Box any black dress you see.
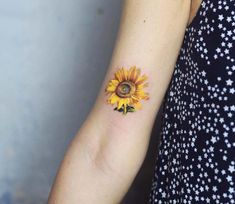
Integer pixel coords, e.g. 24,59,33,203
149,0,235,203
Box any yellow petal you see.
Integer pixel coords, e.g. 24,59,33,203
136,74,148,85
111,79,119,86
128,66,136,82
135,90,145,96
133,101,142,110
115,70,123,82
128,98,134,104
120,67,127,81
106,84,116,92
115,67,127,82
110,94,120,104
107,93,116,103
136,82,149,89
131,95,140,102
106,79,119,92
117,98,124,109
141,93,150,100
134,68,141,82
135,91,149,100
131,67,141,83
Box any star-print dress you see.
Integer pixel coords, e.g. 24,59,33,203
148,0,235,203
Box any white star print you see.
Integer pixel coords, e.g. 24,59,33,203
150,1,235,203
226,79,233,86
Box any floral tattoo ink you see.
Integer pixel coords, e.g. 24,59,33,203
105,66,150,115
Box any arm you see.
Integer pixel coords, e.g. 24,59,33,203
48,0,191,203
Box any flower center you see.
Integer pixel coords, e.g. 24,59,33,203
116,81,136,98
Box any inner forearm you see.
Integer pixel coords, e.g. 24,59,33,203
48,0,191,203
48,123,129,204
49,115,150,204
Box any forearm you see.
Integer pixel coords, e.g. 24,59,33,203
48,0,191,203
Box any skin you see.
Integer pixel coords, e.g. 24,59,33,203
48,0,202,204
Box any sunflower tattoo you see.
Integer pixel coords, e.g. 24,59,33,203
105,66,150,115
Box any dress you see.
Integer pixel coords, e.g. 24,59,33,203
148,0,235,203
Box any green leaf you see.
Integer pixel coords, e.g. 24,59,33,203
114,107,124,113
114,105,136,114
126,105,135,113
128,107,135,112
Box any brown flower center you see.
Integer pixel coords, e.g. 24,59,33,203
116,81,136,98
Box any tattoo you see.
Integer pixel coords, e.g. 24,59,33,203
105,66,149,115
